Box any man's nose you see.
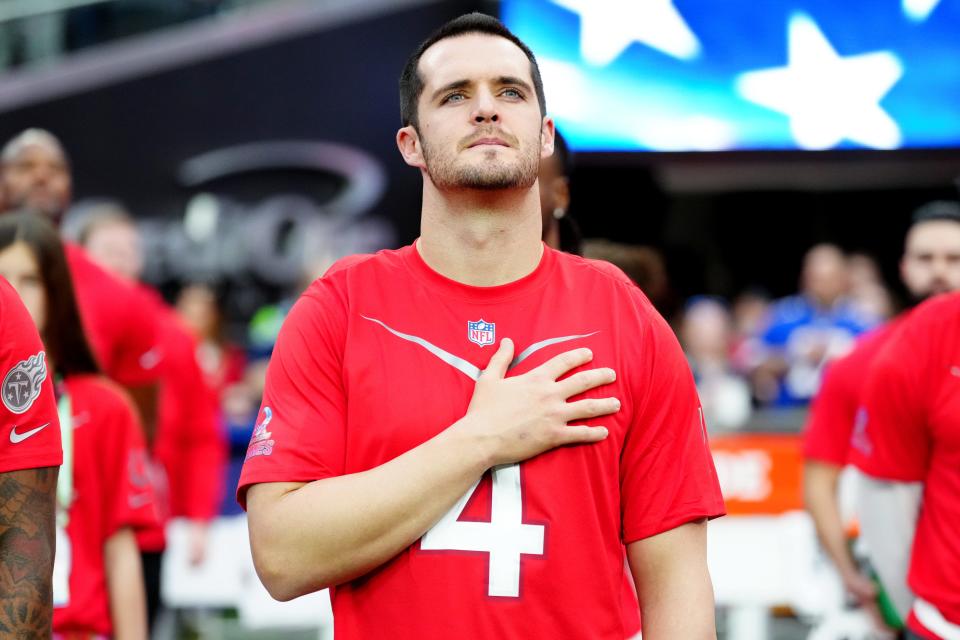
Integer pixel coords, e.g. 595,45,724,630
472,90,499,124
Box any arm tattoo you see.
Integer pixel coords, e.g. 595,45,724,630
0,466,58,639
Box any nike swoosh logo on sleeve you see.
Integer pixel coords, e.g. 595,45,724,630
361,316,597,379
10,422,51,444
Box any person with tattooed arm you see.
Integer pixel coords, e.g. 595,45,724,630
0,274,61,638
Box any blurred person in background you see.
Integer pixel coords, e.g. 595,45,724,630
805,201,960,636
0,212,152,640
582,239,674,317
75,203,226,631
850,288,960,640
0,128,163,446
847,252,895,322
680,297,752,432
753,243,878,407
0,276,61,638
538,129,582,255
728,288,771,388
175,283,246,405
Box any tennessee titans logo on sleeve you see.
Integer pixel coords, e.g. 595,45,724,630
245,406,275,461
3,351,48,415
467,319,496,347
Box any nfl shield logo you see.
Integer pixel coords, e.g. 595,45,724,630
467,319,496,347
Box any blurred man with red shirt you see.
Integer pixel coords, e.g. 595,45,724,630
76,203,226,627
803,201,960,631
850,291,960,640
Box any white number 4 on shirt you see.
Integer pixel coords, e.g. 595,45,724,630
421,463,544,597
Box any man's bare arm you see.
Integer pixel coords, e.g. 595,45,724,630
0,466,58,640
627,519,716,640
804,461,882,612
247,340,618,601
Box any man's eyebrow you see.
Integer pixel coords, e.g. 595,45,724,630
497,76,534,93
431,79,472,102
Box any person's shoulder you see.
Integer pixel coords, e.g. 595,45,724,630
556,250,647,296
65,374,137,419
554,251,668,332
905,291,960,329
767,295,811,324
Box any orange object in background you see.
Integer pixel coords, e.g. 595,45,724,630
711,434,804,515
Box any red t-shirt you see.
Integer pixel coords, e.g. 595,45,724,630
849,292,960,636
136,287,225,552
238,244,724,640
53,374,156,637
64,244,163,386
803,318,903,465
0,276,61,472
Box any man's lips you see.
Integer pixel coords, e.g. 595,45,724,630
467,137,510,148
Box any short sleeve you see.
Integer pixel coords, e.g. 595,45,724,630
106,286,164,386
106,389,157,535
803,355,859,465
621,304,725,543
0,278,62,473
64,244,163,386
849,325,931,482
237,281,348,508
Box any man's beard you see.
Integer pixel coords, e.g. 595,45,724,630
421,133,540,192
907,279,952,308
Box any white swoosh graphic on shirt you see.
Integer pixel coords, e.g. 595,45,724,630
361,316,597,380
9,422,50,444
362,316,482,380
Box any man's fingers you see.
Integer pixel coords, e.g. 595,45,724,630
555,425,609,445
564,397,621,421
538,347,593,380
482,338,514,379
557,368,616,398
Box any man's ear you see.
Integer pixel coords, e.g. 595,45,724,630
540,116,556,160
397,126,427,169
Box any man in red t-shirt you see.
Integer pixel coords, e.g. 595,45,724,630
240,13,723,639
0,276,62,637
76,203,227,628
803,201,960,627
0,128,163,394
849,291,960,640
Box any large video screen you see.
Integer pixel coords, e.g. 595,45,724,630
501,0,960,152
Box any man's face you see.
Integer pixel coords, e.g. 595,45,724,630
901,220,960,302
83,220,144,282
408,33,552,192
0,143,72,222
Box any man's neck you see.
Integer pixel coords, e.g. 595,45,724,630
417,182,544,287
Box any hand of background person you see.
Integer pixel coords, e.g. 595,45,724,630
842,568,893,636
187,519,210,567
456,338,618,467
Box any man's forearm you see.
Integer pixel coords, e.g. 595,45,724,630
0,467,58,639
105,527,147,640
804,461,859,577
247,419,492,600
628,519,717,640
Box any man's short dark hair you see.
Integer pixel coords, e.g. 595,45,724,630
911,200,960,228
398,12,547,129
